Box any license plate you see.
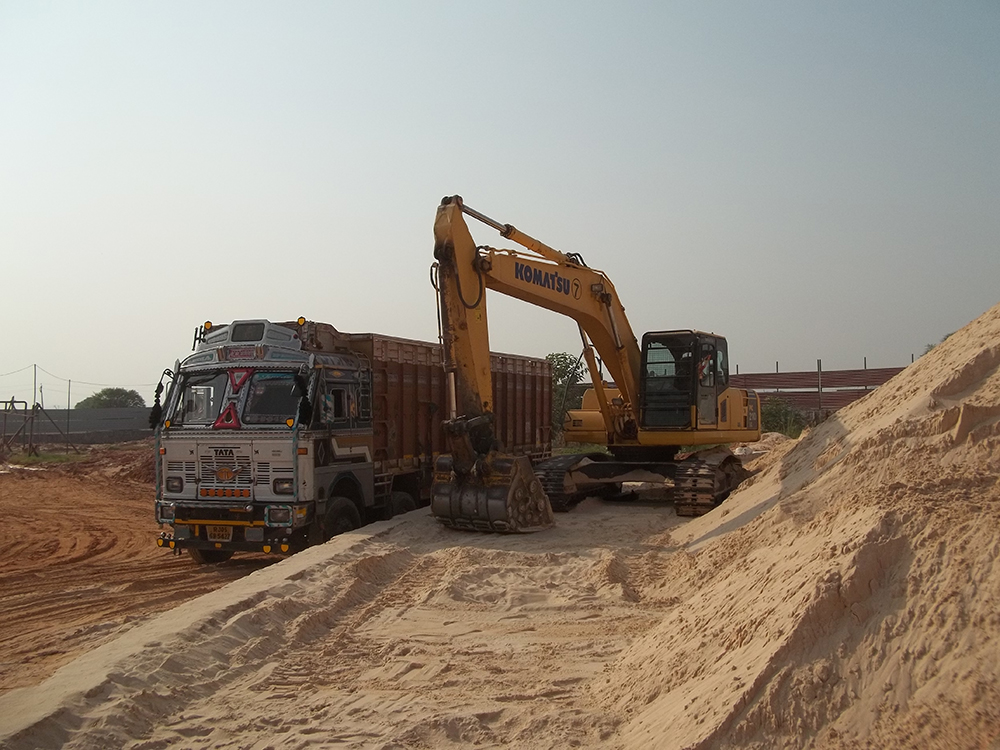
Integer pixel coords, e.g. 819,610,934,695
206,525,233,542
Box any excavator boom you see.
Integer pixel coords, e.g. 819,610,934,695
431,198,553,531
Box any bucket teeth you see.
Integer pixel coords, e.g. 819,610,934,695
431,454,554,533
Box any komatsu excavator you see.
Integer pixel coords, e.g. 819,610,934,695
431,196,760,532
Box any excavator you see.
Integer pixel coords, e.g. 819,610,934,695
430,196,760,532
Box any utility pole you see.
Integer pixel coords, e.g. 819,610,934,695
67,380,72,453
817,359,823,411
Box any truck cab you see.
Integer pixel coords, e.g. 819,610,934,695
154,319,377,563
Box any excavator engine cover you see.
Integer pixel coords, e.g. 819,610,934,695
431,454,554,532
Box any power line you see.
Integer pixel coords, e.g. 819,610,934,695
0,364,34,378
6,365,157,388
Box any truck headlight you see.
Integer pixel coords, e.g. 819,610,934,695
273,478,294,495
157,503,176,523
266,506,292,526
165,476,183,493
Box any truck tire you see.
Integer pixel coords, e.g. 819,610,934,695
390,491,417,517
324,496,361,541
187,548,234,565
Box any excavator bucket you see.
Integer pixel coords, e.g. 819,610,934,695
431,454,554,532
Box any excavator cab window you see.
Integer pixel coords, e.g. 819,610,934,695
698,340,717,424
695,336,730,426
640,333,697,428
716,340,729,387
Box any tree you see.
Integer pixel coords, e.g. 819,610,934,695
923,332,954,356
76,388,146,409
546,352,586,435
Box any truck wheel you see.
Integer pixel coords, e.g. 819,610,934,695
390,491,417,517
187,548,234,565
324,496,361,541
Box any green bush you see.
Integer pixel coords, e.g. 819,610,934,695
761,398,806,438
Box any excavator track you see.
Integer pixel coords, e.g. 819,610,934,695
534,452,621,511
674,453,749,517
673,460,721,516
532,453,597,512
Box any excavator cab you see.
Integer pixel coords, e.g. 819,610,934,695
639,331,729,430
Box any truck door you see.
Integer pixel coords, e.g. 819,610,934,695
697,340,717,426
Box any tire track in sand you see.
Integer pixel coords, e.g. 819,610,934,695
0,472,273,693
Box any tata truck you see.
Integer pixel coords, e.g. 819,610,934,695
152,318,551,563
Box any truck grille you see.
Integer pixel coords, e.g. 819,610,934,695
166,461,197,483
199,451,254,488
254,462,293,486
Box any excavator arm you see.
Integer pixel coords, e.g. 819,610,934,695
434,196,647,439
432,195,655,531
430,197,556,532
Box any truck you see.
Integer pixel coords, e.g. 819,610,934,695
152,318,551,563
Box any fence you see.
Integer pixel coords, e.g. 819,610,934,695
730,363,906,413
1,405,151,452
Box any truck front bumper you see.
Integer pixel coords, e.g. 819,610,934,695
157,532,305,555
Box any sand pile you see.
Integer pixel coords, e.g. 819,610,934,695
597,300,1000,748
1,303,998,749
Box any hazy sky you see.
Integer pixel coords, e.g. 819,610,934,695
2,2,998,407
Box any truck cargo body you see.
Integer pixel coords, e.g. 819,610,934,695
154,320,551,561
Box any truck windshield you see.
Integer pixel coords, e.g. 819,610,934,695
243,372,305,424
172,372,229,425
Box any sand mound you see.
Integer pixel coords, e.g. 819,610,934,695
596,301,1000,748
2,440,157,484
1,303,998,749
61,440,157,484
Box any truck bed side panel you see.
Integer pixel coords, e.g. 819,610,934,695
348,334,551,470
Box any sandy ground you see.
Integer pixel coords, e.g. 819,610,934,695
0,447,274,693
1,300,999,749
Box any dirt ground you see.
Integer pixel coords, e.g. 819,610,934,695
2,300,999,749
0,442,273,693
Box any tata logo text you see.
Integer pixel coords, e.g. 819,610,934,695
514,262,582,300
213,448,235,457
